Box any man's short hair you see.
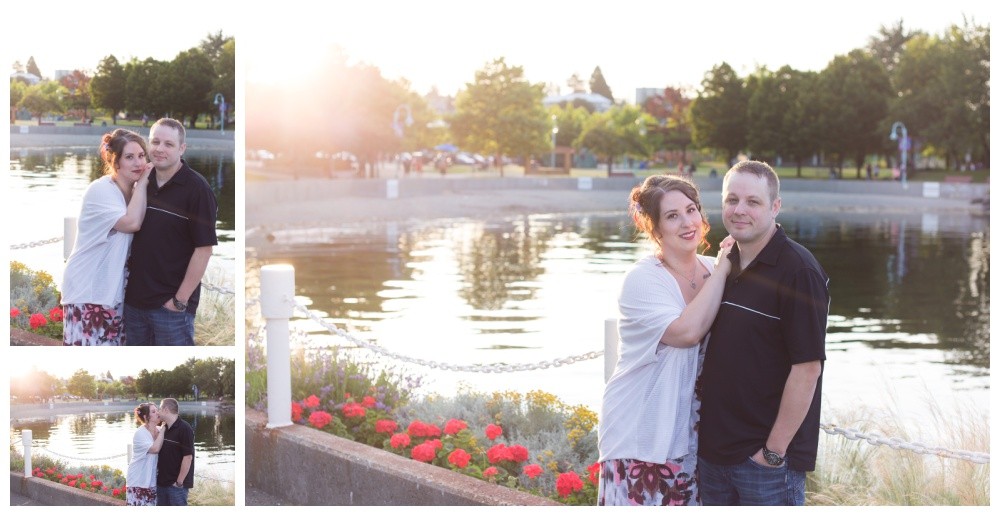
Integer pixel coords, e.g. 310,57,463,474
160,397,180,415
725,160,780,202
151,117,186,145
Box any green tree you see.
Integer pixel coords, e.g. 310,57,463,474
690,62,748,165
782,70,824,177
817,49,892,176
868,20,924,76
66,369,97,400
136,369,153,398
26,56,41,78
170,48,215,127
60,70,92,121
575,104,652,176
589,66,614,101
643,86,694,161
18,81,66,124
450,57,550,175
90,55,127,124
550,104,589,148
892,20,989,169
125,57,171,120
10,79,28,123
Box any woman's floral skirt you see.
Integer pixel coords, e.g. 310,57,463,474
62,301,125,345
126,486,157,506
598,455,699,506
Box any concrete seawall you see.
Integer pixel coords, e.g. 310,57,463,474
10,124,234,151
245,409,560,506
10,472,123,506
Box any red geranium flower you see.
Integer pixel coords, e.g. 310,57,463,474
308,411,333,429
448,448,471,469
361,396,377,408
68,480,77,487
487,444,513,464
443,418,468,435
341,402,366,419
508,444,529,463
556,471,584,498
427,439,443,450
407,420,431,437
523,464,543,479
29,313,47,329
291,402,303,421
390,432,411,449
10,308,20,318
483,466,499,479
375,419,398,434
411,442,437,463
113,488,120,497
49,306,64,322
485,423,503,440
587,461,601,485
303,395,321,408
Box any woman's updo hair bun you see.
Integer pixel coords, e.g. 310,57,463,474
134,402,153,426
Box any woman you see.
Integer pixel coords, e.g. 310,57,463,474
597,175,732,506
61,129,152,345
126,402,165,506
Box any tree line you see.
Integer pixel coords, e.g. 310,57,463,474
247,19,987,176
10,31,235,129
10,357,235,402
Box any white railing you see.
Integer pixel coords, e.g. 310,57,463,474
254,264,989,465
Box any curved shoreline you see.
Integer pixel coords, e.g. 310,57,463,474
9,400,233,421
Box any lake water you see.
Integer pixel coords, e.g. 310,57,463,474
248,209,990,445
10,408,236,486
7,148,235,287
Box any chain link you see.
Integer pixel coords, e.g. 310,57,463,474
202,282,235,296
287,297,603,373
820,423,989,464
10,237,62,250
36,446,127,462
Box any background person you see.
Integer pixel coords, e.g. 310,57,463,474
126,402,165,506
60,129,152,345
156,397,195,506
597,175,733,506
698,160,829,506
124,118,218,345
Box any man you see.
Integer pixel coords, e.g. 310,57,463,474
698,160,829,506
157,397,195,506
124,118,218,345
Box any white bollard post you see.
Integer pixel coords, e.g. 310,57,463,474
604,318,619,382
22,430,32,476
64,216,78,260
127,443,133,464
261,264,295,428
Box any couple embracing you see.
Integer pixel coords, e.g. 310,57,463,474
598,161,830,506
59,118,218,346
126,398,195,506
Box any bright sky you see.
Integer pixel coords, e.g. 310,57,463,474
6,1,990,104
7,346,234,381
240,0,992,102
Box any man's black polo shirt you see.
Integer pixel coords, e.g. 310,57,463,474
698,224,829,471
125,159,218,314
157,416,195,488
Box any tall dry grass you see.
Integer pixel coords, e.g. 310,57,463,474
810,392,989,505
193,266,235,345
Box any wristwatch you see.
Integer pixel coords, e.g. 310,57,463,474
172,297,187,311
762,445,785,466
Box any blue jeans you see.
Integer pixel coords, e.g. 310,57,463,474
698,456,806,506
156,485,189,506
124,303,195,346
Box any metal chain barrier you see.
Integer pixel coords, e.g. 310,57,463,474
10,236,62,250
202,282,235,296
36,446,127,462
287,297,603,373
820,423,989,464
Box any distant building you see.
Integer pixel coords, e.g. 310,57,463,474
635,88,662,107
54,70,72,81
542,92,613,112
424,89,455,116
10,72,41,85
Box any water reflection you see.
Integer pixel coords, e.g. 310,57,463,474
252,211,989,376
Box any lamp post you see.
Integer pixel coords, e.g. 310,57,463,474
889,121,908,188
551,114,559,168
213,93,226,134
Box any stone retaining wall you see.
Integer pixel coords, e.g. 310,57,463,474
245,409,561,506
9,472,123,506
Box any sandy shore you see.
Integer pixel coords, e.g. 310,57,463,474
10,400,232,420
